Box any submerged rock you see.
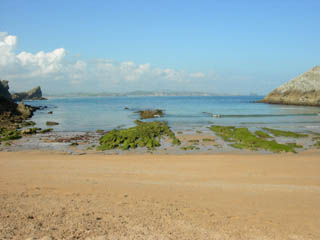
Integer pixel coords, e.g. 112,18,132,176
12,86,46,101
46,121,59,126
259,66,320,106
137,109,164,119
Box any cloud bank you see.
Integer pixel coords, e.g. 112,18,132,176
0,32,208,93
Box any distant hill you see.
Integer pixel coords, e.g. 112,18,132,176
45,91,259,98
259,66,320,106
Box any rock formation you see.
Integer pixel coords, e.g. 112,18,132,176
0,80,12,101
259,66,320,106
12,86,46,101
0,81,40,129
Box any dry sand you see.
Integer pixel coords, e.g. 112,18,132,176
0,151,320,240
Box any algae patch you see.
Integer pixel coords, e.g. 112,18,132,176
314,141,320,148
0,128,22,142
181,145,200,151
210,125,303,153
137,109,164,119
98,120,180,150
262,128,308,138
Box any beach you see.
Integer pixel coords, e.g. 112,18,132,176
1,151,319,240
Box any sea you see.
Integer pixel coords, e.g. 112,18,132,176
27,96,320,134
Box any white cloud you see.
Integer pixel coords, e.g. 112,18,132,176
189,72,205,78
0,32,17,67
0,32,207,92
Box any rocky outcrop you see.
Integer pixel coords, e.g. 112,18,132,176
12,86,46,101
0,80,12,101
0,81,41,129
0,97,39,129
259,66,320,106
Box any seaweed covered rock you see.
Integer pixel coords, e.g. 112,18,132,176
46,121,59,126
0,80,12,101
0,97,38,129
98,120,180,150
259,66,320,106
210,125,303,153
0,128,22,142
137,109,164,119
12,86,46,101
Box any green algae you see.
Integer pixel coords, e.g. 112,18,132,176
0,128,22,142
210,125,303,153
98,120,180,151
314,141,320,148
21,121,36,127
254,130,272,139
202,138,215,142
181,145,200,151
22,127,41,134
39,128,53,133
137,109,164,119
262,128,308,138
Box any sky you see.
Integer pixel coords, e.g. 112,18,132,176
0,0,319,94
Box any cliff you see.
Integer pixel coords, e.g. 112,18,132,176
0,80,12,101
259,66,320,106
12,86,46,101
0,81,40,129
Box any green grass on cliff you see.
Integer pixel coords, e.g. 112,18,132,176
98,120,180,151
209,125,303,153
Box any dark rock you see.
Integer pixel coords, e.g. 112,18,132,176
0,80,12,101
48,111,53,114
136,109,164,119
0,97,38,129
12,86,47,101
46,121,59,126
39,128,53,133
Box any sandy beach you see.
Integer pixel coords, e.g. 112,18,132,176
0,151,319,240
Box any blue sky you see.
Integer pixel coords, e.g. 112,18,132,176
0,0,319,94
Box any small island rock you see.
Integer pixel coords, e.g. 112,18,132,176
12,86,47,101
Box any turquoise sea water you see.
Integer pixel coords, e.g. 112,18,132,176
28,96,320,133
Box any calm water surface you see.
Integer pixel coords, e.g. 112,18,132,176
28,96,320,133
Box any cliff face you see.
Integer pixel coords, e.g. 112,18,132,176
12,86,46,101
0,80,12,101
0,81,39,129
260,66,320,106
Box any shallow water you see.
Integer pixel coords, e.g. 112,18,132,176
27,96,320,133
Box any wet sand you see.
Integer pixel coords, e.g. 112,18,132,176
0,151,320,239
